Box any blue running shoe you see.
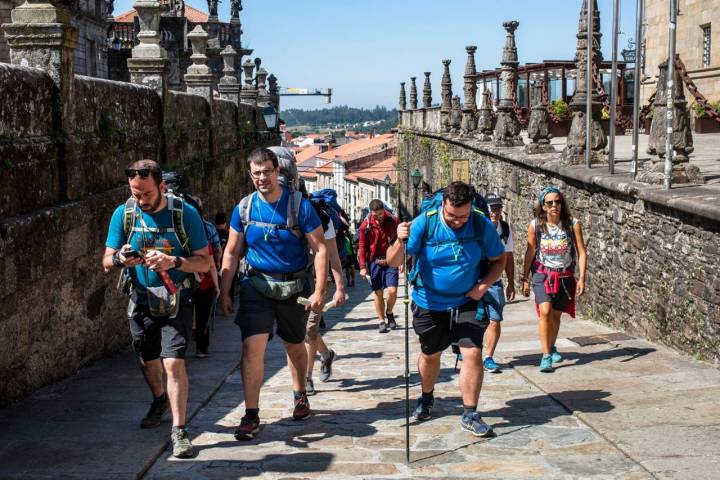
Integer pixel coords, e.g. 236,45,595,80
539,354,554,372
460,412,493,437
550,346,563,363
483,357,501,373
413,395,434,421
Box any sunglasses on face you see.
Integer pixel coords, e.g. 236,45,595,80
490,206,503,211
544,200,562,207
125,168,157,179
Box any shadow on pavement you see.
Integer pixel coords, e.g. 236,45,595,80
508,346,656,368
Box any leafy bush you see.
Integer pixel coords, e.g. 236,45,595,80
601,107,610,120
550,100,571,120
692,100,720,118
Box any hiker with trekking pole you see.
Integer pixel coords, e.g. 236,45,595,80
386,181,505,439
520,186,587,373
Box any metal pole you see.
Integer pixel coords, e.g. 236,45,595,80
664,0,677,190
631,0,644,178
585,0,594,168
400,188,410,464
608,0,621,174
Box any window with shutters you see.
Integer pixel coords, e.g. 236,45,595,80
701,24,711,68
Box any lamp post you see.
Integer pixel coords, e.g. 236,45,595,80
410,169,423,218
262,104,278,131
384,175,392,209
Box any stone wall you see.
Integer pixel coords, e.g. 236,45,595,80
0,62,270,405
0,1,10,63
397,130,720,363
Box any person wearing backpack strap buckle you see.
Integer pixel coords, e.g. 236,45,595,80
386,182,505,437
219,148,328,439
520,186,587,373
103,160,211,458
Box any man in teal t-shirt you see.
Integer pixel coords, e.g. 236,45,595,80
102,160,209,459
386,181,505,438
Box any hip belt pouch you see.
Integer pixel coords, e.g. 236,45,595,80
248,274,304,301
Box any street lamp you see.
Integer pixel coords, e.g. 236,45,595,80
384,174,392,209
410,169,423,217
263,104,278,131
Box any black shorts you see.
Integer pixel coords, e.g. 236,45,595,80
412,300,489,355
128,301,193,361
234,278,309,344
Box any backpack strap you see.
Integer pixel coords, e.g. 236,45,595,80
123,197,138,243
499,220,510,245
286,190,304,240
167,193,191,257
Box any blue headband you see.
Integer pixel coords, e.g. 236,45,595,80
539,186,561,205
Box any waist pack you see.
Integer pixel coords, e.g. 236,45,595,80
247,271,306,301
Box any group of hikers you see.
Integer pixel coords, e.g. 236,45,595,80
102,147,587,458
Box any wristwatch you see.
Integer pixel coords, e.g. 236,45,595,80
112,251,124,268
173,256,182,269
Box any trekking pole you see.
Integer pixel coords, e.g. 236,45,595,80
398,195,411,464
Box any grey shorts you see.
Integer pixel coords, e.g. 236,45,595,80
532,271,576,312
128,301,193,361
234,278,309,344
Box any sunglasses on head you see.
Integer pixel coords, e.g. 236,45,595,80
125,168,157,179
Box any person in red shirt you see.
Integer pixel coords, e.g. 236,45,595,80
358,199,400,333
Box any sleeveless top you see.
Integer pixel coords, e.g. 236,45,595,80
531,218,577,270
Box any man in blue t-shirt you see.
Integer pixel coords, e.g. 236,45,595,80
386,181,505,438
102,159,210,458
219,148,328,441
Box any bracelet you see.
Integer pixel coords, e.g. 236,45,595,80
173,256,182,269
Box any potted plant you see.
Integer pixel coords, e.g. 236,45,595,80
599,106,626,136
549,100,571,137
693,101,720,134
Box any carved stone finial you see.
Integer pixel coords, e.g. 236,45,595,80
562,0,607,164
218,45,240,103
268,73,280,110
240,58,257,105
450,95,462,132
207,0,218,20
185,25,213,100
493,20,523,147
441,59,452,131
476,89,494,141
525,80,556,154
409,77,418,110
461,45,478,134
256,67,270,105
422,72,432,108
638,57,701,184
399,82,406,112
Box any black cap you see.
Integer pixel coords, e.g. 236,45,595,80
486,193,503,206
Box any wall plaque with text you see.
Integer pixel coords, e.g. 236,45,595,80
452,159,470,183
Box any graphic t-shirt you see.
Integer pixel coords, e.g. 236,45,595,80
407,212,504,311
532,218,577,269
230,187,321,273
105,198,208,302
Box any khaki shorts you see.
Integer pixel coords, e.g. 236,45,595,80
305,310,322,342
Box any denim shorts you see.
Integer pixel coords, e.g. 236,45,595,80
483,280,506,322
369,259,399,291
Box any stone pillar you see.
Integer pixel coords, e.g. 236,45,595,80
638,57,701,184
440,59,452,131
218,45,240,104
409,76,418,110
184,25,213,101
240,58,257,106
450,95,462,132
461,45,478,134
126,0,169,98
256,67,270,105
399,82,406,111
477,89,494,141
422,71,432,108
562,0,607,165
2,0,78,127
525,81,555,154
268,73,280,111
493,21,523,147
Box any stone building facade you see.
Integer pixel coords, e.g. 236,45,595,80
641,0,720,106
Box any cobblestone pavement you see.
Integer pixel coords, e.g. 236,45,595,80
143,281,719,480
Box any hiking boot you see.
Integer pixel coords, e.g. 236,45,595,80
539,354,554,373
550,346,563,363
386,312,397,330
171,428,194,458
378,322,389,334
460,412,494,437
306,377,316,396
140,394,169,429
293,392,311,420
234,414,260,441
318,349,336,383
413,395,434,422
483,357,500,373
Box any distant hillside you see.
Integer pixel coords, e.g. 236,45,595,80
282,106,398,132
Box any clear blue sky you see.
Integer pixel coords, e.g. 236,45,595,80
114,0,638,110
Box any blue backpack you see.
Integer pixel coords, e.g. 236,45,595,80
310,189,345,233
408,190,490,292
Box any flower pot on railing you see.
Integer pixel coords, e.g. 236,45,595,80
549,120,570,138
694,116,720,134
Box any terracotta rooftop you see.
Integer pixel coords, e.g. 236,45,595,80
345,156,397,184
315,134,395,162
316,160,334,175
115,4,209,23
295,145,322,164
